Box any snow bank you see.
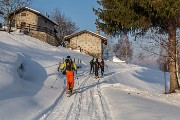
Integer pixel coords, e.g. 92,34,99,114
112,56,125,62
0,51,23,89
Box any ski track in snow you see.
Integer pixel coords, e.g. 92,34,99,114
37,70,112,120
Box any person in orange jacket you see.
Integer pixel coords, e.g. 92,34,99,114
60,56,77,94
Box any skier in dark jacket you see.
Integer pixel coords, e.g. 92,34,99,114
90,58,94,74
94,58,100,79
100,59,105,76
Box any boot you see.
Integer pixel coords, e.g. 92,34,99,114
69,87,73,94
66,90,71,94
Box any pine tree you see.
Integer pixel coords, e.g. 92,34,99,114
94,0,180,93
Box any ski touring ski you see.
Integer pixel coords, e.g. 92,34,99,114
67,90,76,97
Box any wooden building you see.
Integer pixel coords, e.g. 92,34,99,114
9,7,58,46
64,30,107,58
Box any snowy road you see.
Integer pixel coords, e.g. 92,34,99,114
39,70,112,120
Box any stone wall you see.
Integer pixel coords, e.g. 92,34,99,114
69,33,102,58
14,10,38,27
28,31,58,46
38,16,55,31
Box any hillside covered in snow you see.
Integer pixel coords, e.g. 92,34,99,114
0,31,180,120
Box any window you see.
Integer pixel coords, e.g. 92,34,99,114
11,19,15,27
21,12,26,16
21,22,26,28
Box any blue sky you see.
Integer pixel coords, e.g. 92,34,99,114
30,0,99,32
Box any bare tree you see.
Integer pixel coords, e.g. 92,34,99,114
0,0,32,33
114,33,133,62
134,29,180,89
103,35,115,60
157,41,169,72
51,8,79,46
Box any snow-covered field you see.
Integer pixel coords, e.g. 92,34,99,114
0,31,180,120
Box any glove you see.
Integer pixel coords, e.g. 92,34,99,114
61,70,66,75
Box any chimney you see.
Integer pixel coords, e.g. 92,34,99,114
96,26,100,34
45,13,48,17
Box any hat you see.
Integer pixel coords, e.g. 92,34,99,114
67,56,71,58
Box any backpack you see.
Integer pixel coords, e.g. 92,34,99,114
100,61,104,66
90,60,94,65
94,61,99,69
65,59,74,71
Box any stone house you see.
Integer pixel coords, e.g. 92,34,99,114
9,7,58,46
64,30,107,58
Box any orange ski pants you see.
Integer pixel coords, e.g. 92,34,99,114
66,70,74,90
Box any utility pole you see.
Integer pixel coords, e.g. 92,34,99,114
164,57,168,94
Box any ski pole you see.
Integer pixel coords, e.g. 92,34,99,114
76,77,79,85
51,73,60,88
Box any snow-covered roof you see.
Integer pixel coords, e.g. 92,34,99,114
24,7,40,14
9,7,57,25
64,30,107,45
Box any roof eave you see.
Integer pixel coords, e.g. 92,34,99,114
64,30,107,45
9,7,58,26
